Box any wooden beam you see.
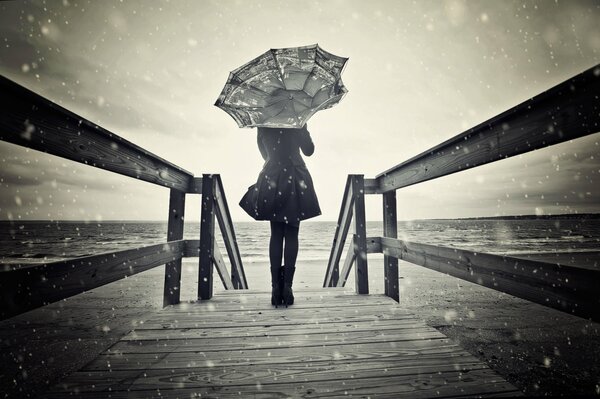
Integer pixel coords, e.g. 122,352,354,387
0,75,194,191
187,177,204,194
0,241,186,320
323,175,354,287
163,189,186,307
375,65,600,193
336,239,356,288
214,175,247,289
198,175,215,300
212,243,234,290
363,178,379,194
377,236,600,322
382,191,399,302
352,175,369,295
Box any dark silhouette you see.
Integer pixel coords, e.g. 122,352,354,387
240,125,321,306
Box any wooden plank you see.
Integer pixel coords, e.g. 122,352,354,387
323,175,353,287
198,174,215,300
162,189,186,306
375,65,600,193
363,177,379,194
0,241,185,320
383,190,399,301
47,288,520,398
110,328,445,353
52,355,488,394
212,243,234,290
83,339,460,370
352,175,369,294
336,239,356,287
136,312,417,330
378,236,600,321
123,320,433,341
214,175,247,289
187,176,203,194
138,303,415,327
47,368,520,399
157,293,394,313
47,374,520,399
0,75,194,191
214,286,355,296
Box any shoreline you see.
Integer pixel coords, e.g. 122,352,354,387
1,253,599,397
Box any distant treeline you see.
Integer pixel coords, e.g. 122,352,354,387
449,213,600,221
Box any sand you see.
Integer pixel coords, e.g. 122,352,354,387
1,252,599,397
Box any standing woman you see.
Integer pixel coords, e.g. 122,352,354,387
240,124,321,307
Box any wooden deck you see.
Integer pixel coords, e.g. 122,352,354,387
46,288,521,398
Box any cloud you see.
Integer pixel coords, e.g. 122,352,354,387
0,0,598,221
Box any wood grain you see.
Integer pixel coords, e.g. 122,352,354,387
198,174,215,300
0,241,186,320
212,243,234,290
375,236,600,321
0,75,194,191
214,175,247,289
352,175,369,294
162,189,186,306
46,289,521,398
382,190,399,301
336,238,356,288
323,175,353,287
375,65,600,193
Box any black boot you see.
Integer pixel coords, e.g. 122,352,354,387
278,266,285,305
282,266,296,307
271,266,282,307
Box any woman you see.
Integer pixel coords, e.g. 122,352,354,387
240,124,321,307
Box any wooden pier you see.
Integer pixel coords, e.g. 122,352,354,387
45,288,520,398
2,66,600,397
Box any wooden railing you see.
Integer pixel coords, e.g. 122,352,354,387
0,75,247,320
324,64,600,322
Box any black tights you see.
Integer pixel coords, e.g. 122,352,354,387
269,221,299,270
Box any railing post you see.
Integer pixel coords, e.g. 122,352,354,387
324,175,354,288
163,189,186,306
382,190,399,302
213,175,248,290
199,174,215,300
352,175,368,295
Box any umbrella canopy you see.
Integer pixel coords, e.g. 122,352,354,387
215,44,348,129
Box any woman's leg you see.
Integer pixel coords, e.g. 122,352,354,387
282,223,299,306
269,221,285,306
269,221,285,269
283,223,299,269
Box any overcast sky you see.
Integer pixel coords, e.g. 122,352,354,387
0,0,599,222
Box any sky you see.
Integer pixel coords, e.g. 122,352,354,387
0,0,599,222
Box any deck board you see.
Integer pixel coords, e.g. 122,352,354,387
46,288,521,398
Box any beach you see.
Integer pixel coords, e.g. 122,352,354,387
1,251,599,397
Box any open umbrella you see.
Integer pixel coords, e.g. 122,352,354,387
215,44,348,129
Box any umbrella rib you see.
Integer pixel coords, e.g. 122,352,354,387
269,49,287,89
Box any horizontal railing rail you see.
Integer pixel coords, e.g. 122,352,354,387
0,238,245,320
1,240,185,319
359,237,599,321
373,64,600,194
0,75,196,192
0,75,248,318
325,64,600,322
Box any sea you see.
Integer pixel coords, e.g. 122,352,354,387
1,218,599,266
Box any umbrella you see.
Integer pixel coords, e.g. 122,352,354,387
215,44,348,129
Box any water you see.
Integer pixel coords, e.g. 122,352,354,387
1,218,599,266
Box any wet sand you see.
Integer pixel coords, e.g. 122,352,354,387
1,252,599,397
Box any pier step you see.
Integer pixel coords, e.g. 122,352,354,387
46,288,521,398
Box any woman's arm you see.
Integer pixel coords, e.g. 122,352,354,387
257,130,268,160
298,125,315,156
